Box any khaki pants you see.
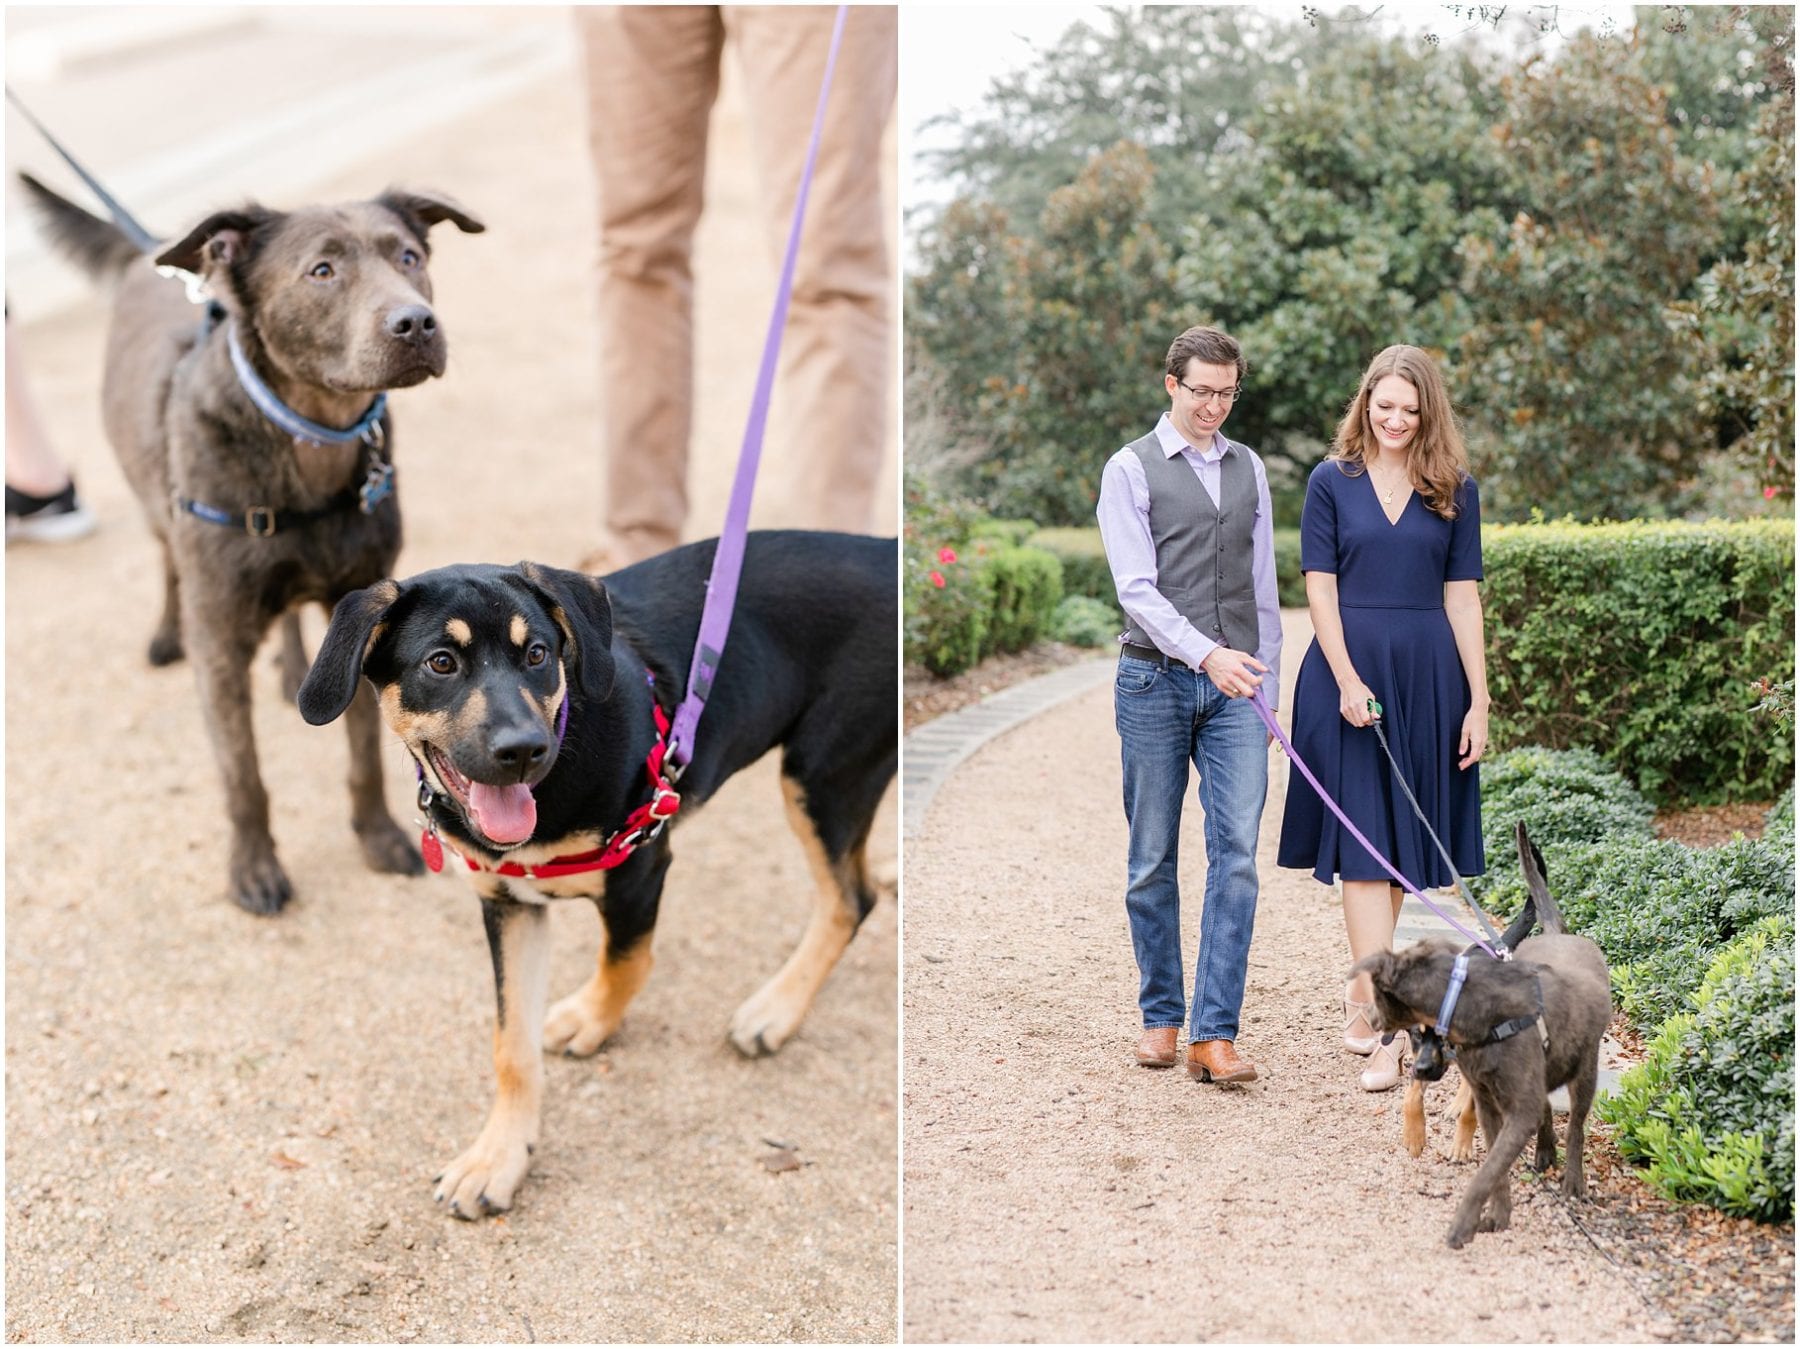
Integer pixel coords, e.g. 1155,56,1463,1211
578,5,895,564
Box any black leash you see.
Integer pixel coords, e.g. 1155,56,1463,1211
6,85,159,254
1366,700,1507,951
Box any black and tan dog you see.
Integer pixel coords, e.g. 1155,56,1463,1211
1356,823,1610,1248
297,531,896,1218
20,173,483,914
1398,891,1539,1161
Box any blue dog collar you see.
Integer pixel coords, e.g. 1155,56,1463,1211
227,322,387,448
1434,952,1469,1037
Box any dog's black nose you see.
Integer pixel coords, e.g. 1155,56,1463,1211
385,304,438,346
488,725,551,776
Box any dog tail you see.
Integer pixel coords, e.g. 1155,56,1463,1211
1514,821,1566,935
1497,890,1537,952
17,172,147,281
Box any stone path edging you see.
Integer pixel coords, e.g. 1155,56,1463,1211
902,656,1114,839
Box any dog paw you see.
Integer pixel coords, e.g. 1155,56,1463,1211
433,1131,534,1221
1475,1209,1511,1234
1445,1225,1473,1250
230,851,293,915
728,984,805,1058
543,989,619,1058
357,820,424,876
1562,1171,1587,1199
1450,1135,1477,1163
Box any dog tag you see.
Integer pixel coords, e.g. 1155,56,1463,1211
421,829,444,873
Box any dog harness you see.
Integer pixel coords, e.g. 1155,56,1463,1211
1429,953,1550,1049
175,311,396,535
417,672,683,881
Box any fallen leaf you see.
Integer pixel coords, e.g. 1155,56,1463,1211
271,1150,306,1170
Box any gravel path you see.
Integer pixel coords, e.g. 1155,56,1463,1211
901,613,1667,1343
6,59,896,1345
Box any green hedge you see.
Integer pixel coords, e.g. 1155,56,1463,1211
1273,527,1305,608
1470,746,1655,906
1482,520,1795,805
1026,527,1113,603
1539,834,1793,1031
985,545,1064,654
1600,916,1795,1222
1051,595,1123,648
969,517,1039,548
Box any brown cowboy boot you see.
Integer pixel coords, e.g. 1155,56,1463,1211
1186,1038,1258,1083
1135,1026,1179,1068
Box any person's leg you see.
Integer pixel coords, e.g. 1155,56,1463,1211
1188,685,1269,1044
1345,878,1407,1088
578,6,724,566
725,5,894,533
1115,658,1196,1037
6,315,95,543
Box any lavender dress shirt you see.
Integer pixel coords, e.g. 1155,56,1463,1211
1096,412,1283,708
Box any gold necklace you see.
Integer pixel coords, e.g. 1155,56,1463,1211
1370,461,1409,505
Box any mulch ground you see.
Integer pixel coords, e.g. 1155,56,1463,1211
1576,1133,1795,1343
1652,801,1772,847
902,643,1097,733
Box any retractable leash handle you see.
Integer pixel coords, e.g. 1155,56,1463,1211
1250,689,1501,958
666,4,850,778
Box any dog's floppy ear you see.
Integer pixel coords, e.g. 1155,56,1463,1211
298,580,401,726
517,563,615,705
377,189,485,238
154,205,277,277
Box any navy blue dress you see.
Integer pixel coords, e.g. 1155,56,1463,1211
1276,461,1485,886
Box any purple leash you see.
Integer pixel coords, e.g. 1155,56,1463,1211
1248,689,1501,958
666,5,849,778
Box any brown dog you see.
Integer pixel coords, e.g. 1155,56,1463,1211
1356,824,1610,1248
20,173,483,913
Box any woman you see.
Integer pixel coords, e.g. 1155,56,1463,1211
1276,345,1489,1091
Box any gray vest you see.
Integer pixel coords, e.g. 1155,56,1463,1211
1121,429,1261,655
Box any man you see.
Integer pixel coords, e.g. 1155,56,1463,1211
576,5,896,568
1095,325,1282,1084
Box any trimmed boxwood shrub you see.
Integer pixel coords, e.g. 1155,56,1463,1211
1026,527,1113,602
969,517,1038,548
1051,595,1123,648
1273,526,1305,608
1482,519,1794,805
1528,834,1794,1031
985,546,1063,654
1470,746,1655,906
1600,915,1795,1222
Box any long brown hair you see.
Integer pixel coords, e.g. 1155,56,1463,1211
1330,345,1470,520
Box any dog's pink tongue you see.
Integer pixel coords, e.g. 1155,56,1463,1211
469,783,537,844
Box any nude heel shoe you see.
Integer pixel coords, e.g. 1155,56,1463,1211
1343,997,1380,1055
1359,1034,1407,1092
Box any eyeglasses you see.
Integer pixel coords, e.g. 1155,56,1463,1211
1175,379,1240,407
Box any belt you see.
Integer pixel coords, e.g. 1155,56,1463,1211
1119,642,1170,666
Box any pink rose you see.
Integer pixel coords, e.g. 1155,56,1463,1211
938,546,958,564
929,570,946,589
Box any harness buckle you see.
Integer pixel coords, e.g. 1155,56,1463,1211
648,787,681,821
363,418,386,451
245,506,277,537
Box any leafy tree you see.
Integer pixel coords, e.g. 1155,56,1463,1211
1452,32,1722,519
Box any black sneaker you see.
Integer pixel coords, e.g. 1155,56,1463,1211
6,480,97,544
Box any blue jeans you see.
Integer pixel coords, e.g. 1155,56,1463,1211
1114,653,1269,1041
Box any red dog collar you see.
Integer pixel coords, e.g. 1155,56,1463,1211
422,698,682,880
